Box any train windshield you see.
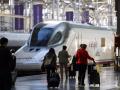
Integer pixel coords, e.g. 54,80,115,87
30,28,54,46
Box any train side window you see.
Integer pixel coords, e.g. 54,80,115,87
49,32,62,45
101,38,105,47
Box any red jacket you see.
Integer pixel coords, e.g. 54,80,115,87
76,48,94,64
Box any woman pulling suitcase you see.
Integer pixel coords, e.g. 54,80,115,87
76,44,96,86
43,48,60,88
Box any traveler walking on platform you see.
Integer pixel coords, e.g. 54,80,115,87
58,45,71,80
43,48,57,81
0,37,14,90
76,44,95,86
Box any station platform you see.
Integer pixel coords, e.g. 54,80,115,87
12,66,120,90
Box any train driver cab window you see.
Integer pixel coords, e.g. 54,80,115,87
30,26,41,46
37,28,53,46
30,28,53,46
30,24,46,46
48,32,62,45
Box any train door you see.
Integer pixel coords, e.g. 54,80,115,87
114,36,120,71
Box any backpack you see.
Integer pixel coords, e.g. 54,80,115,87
72,55,77,64
44,54,53,67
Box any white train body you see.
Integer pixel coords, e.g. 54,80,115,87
15,21,115,71
0,32,30,49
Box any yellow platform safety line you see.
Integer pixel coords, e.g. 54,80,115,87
95,62,114,73
97,62,114,67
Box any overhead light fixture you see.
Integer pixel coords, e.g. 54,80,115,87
64,0,71,4
107,0,112,4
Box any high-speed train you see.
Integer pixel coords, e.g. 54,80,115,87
0,14,30,50
15,21,115,71
0,32,30,50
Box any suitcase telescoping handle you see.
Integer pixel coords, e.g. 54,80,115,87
93,60,96,65
92,60,100,73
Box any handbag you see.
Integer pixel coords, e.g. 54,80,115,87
44,54,53,67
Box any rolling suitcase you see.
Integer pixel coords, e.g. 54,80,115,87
69,64,76,78
47,72,60,88
88,64,100,86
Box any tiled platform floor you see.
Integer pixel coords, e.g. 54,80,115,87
12,66,120,90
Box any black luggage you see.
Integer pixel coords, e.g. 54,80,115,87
48,72,60,88
69,64,76,78
88,64,100,86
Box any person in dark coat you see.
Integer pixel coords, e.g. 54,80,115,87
0,37,13,90
43,48,57,81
